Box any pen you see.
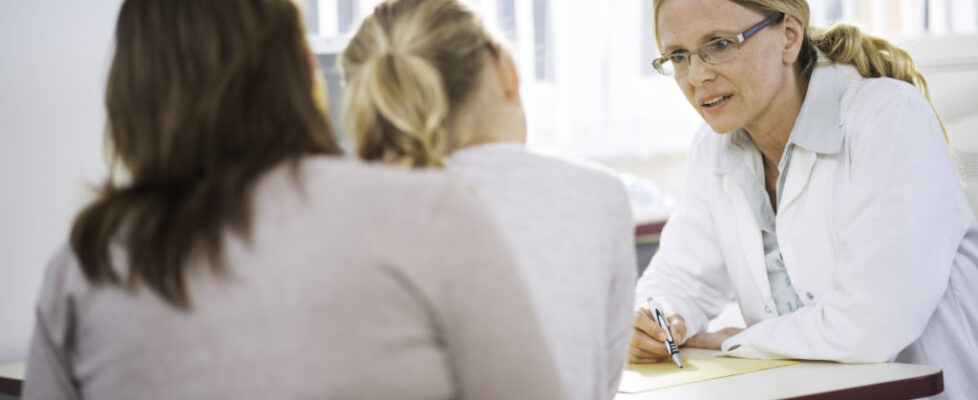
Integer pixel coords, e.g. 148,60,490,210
647,296,683,368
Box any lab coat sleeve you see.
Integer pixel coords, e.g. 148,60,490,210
721,82,970,363
634,129,734,337
604,182,638,398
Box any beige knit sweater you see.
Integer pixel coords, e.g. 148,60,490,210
23,157,565,400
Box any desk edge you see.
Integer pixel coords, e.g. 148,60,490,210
0,375,22,397
780,368,943,400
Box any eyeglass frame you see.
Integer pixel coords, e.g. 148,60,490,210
651,13,785,76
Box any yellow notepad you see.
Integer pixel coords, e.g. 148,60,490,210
619,355,798,393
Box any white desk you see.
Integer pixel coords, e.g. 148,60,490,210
615,349,942,400
0,363,24,397
1,354,943,399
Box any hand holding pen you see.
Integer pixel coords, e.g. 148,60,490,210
648,297,683,368
627,297,687,366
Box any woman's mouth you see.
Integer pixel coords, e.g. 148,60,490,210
701,94,734,113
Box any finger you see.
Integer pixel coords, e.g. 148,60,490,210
628,353,664,364
627,335,661,358
629,328,669,357
666,313,685,328
683,332,710,349
667,315,687,345
628,353,658,364
684,331,722,350
630,328,667,354
634,309,668,341
627,343,665,364
627,346,663,363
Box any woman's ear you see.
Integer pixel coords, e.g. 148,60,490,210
782,15,805,64
492,49,521,101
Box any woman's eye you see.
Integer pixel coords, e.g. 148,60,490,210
670,54,688,64
711,39,732,51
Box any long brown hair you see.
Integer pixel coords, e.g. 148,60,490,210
340,0,499,168
71,0,341,308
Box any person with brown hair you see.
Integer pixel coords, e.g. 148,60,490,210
340,1,637,399
630,0,978,398
21,0,565,398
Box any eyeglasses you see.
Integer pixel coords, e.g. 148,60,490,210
651,13,784,76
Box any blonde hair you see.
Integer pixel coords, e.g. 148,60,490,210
653,0,947,139
340,0,499,167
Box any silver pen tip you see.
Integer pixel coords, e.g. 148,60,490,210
673,353,684,368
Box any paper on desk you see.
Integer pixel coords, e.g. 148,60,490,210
618,354,798,393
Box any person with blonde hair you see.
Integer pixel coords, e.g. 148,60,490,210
630,0,978,398
340,0,637,398
21,0,566,398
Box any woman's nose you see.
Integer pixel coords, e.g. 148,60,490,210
686,56,715,87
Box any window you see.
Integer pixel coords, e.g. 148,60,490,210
532,0,555,82
810,0,978,38
301,0,978,160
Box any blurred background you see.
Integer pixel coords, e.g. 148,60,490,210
2,0,977,365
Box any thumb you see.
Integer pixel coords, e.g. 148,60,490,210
667,315,687,345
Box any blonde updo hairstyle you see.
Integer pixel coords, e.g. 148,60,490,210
653,0,947,138
340,0,500,167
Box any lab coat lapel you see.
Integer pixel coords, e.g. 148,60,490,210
778,148,817,212
779,59,844,212
718,133,774,302
724,177,774,302
710,58,843,311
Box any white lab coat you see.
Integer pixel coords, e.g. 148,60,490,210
635,62,978,399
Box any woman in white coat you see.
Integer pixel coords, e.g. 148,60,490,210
630,0,978,398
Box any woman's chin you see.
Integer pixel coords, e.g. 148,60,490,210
704,119,741,134
695,108,742,134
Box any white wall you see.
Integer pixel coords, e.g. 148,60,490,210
903,34,978,215
0,0,122,363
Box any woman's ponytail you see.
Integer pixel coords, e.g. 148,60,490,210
341,0,497,168
344,51,450,167
809,24,930,99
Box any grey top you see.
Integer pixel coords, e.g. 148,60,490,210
22,157,566,400
449,143,636,400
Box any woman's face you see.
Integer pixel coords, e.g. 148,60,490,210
657,0,790,134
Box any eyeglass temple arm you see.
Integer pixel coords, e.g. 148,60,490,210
739,13,785,43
